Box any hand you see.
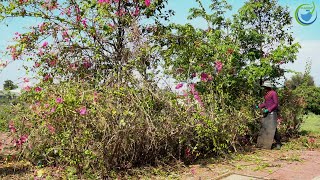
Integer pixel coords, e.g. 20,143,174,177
263,109,269,113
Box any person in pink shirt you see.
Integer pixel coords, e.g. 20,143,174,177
256,81,281,150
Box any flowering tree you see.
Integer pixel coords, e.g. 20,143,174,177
0,0,170,85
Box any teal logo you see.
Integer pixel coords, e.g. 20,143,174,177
295,2,317,26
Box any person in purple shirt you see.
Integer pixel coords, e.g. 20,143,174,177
256,81,281,150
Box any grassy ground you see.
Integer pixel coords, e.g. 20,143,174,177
1,113,320,179
301,113,320,135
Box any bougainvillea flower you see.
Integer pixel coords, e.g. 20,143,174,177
47,124,55,134
81,19,87,28
44,74,51,81
51,107,56,113
56,97,63,104
132,7,140,16
9,122,16,133
20,135,28,143
34,62,41,68
35,87,42,92
42,41,48,48
23,77,29,83
79,106,87,115
215,61,223,73
145,0,151,7
309,137,315,144
49,59,57,67
83,60,92,69
175,83,183,89
200,73,209,82
24,86,31,91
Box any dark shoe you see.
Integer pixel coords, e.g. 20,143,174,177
274,144,281,150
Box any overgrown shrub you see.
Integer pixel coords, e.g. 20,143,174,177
278,88,306,137
8,80,267,178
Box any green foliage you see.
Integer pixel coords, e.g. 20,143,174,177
285,74,314,90
294,86,320,115
3,80,18,91
0,105,12,132
285,62,320,115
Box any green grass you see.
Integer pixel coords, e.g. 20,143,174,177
300,113,320,135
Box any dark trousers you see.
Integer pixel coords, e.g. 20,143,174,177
274,128,281,144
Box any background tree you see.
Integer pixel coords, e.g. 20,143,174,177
231,0,300,94
285,73,314,90
3,80,18,91
286,62,320,114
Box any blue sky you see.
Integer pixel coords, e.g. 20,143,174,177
0,0,320,89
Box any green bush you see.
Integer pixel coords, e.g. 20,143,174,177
294,86,320,115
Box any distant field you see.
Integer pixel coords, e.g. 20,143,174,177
300,113,320,135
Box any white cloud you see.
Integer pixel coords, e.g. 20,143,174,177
284,40,320,86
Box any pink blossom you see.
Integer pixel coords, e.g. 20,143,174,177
79,106,87,115
145,0,151,7
98,0,111,4
56,97,63,104
42,41,48,48
24,86,31,91
44,74,51,81
23,77,29,83
34,62,41,68
44,104,50,108
185,147,191,157
49,59,57,67
35,87,42,92
9,122,16,133
38,49,44,56
47,124,55,134
309,137,315,144
66,8,71,16
132,7,140,16
62,30,68,38
20,135,28,143
200,73,209,82
69,63,78,71
115,8,126,16
81,19,87,28
215,61,223,73
175,83,183,89
51,107,56,113
83,60,92,69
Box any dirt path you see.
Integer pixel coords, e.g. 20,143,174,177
181,149,320,180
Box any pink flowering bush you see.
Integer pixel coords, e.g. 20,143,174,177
10,81,197,178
